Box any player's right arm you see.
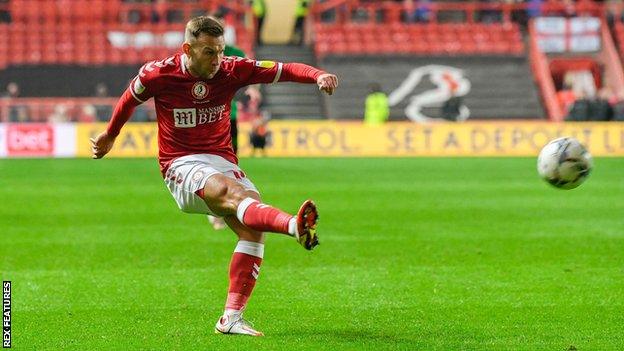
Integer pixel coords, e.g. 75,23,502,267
91,62,160,159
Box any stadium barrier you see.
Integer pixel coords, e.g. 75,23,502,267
1,121,623,158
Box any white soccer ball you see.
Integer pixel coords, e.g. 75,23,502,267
537,137,593,190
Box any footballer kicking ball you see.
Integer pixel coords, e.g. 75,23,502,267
537,137,593,190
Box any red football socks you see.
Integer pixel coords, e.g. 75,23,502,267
236,198,293,234
224,240,264,313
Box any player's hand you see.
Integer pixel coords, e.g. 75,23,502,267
90,131,116,159
317,73,338,95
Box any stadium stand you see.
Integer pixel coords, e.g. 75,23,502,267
310,1,541,120
307,0,624,122
0,0,253,68
2,0,624,123
256,44,326,119
314,23,524,58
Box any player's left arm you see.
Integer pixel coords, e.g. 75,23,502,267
240,59,338,95
92,61,161,159
91,89,142,159
279,63,338,95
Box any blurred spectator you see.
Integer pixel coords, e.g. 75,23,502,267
8,107,29,123
611,91,624,121
250,0,266,45
2,82,30,122
477,0,502,23
606,0,624,27
250,110,271,157
566,91,591,121
318,0,337,23
587,88,613,121
238,87,262,123
95,83,109,98
0,0,11,23
1,82,19,99
351,6,370,23
441,95,465,121
162,0,184,24
78,104,97,123
291,0,310,45
403,0,431,23
94,83,113,122
364,83,390,126
49,104,70,123
151,0,167,23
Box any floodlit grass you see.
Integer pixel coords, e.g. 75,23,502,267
1,157,623,350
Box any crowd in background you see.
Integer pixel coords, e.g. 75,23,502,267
564,87,624,121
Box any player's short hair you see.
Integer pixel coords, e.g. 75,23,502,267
184,16,224,44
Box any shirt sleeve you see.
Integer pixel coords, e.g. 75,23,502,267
106,62,160,137
234,58,325,86
106,88,142,137
128,61,162,103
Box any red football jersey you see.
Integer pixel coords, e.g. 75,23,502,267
119,53,321,175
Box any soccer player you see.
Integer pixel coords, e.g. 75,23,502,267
90,16,338,337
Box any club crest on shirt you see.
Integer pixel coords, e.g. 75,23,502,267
191,82,209,100
192,170,205,183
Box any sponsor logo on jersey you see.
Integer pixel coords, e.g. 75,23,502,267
191,82,209,100
173,105,226,128
133,78,145,95
173,108,197,128
255,60,276,69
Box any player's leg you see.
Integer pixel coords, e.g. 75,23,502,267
199,174,319,250
215,207,265,336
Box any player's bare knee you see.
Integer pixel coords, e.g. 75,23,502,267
202,175,250,214
226,185,250,209
203,177,228,200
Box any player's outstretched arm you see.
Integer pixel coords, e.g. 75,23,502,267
317,73,338,96
274,63,338,95
90,131,116,159
91,88,142,159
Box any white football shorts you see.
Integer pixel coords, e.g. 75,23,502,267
164,154,259,215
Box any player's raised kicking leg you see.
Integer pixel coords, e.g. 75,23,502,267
200,174,319,250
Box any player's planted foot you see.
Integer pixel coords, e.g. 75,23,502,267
295,200,319,250
214,314,264,336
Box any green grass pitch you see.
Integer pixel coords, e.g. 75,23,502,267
1,157,623,350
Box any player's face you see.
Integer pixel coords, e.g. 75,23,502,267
187,34,225,79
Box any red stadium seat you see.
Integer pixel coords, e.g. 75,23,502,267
310,20,524,56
